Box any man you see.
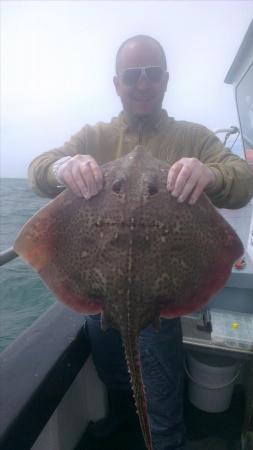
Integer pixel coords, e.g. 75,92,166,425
29,35,253,450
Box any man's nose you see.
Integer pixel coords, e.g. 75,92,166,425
136,74,150,89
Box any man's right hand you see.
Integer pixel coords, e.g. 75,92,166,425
57,155,103,199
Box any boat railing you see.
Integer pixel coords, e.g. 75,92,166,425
214,125,240,147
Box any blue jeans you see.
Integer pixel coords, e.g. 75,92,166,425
85,315,185,450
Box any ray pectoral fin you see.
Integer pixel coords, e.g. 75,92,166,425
13,188,83,267
13,217,51,269
15,235,103,314
13,192,68,271
15,233,102,315
38,263,103,314
13,191,102,315
14,220,53,271
159,261,236,319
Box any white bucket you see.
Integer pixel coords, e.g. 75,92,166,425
186,351,240,413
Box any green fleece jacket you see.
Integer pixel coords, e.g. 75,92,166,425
28,110,253,209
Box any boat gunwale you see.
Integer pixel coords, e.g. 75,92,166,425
0,303,90,450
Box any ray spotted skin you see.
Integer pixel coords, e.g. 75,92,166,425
14,146,243,450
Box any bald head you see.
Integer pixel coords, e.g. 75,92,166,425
116,35,167,74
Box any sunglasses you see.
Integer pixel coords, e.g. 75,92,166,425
119,66,165,86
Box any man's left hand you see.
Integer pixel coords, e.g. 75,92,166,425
167,157,216,204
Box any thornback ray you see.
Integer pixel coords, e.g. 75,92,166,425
14,145,243,450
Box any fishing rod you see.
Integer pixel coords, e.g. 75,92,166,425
0,248,18,266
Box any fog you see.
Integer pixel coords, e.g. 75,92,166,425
1,1,253,178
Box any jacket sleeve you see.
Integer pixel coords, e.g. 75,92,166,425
194,125,253,209
28,126,90,198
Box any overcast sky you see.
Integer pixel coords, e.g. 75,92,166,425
1,0,253,178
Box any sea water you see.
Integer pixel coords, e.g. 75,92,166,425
0,178,55,352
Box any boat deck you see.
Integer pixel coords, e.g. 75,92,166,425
74,384,245,450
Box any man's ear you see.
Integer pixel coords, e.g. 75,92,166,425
113,75,120,96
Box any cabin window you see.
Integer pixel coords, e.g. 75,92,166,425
236,63,253,165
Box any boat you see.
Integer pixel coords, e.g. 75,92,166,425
0,21,253,450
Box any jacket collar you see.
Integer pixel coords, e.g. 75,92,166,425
118,109,171,133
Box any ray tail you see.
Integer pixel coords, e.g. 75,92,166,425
121,332,153,450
